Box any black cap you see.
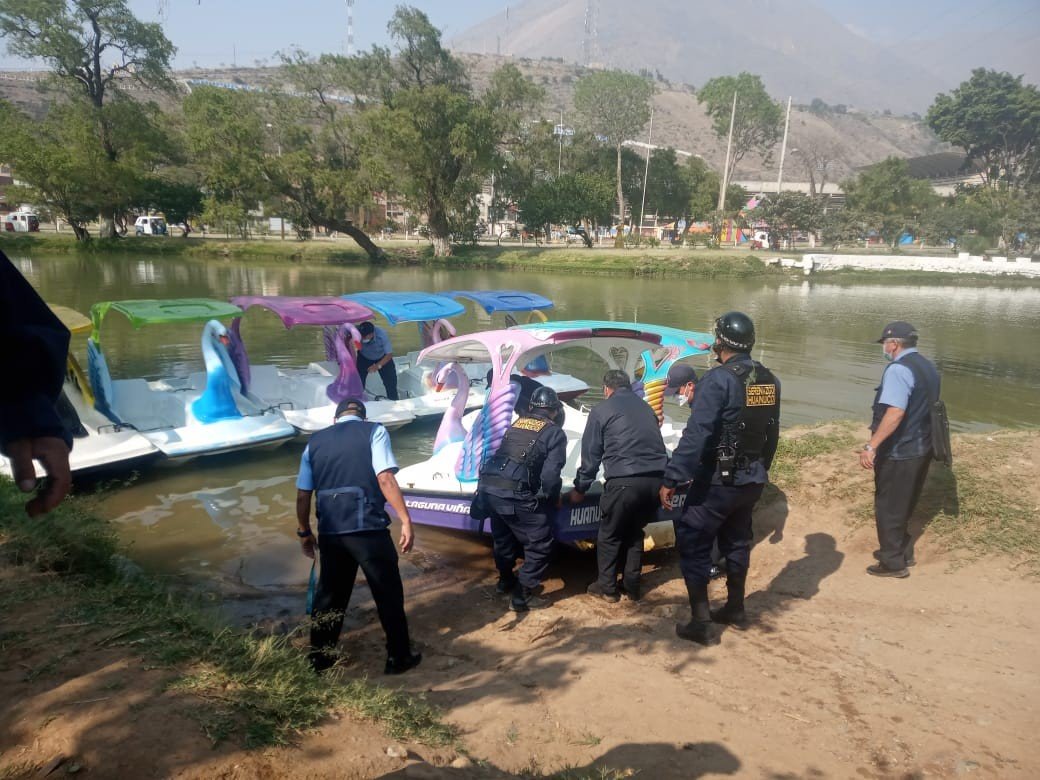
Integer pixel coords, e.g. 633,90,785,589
876,321,918,343
335,397,367,419
663,363,698,396
358,321,375,337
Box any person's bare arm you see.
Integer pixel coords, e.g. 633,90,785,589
377,470,414,552
296,489,315,558
860,407,906,469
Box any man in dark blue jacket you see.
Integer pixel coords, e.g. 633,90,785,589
1,252,72,516
660,312,780,645
296,397,421,674
571,370,667,602
859,321,941,578
475,386,568,612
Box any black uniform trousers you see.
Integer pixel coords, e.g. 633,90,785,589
487,495,554,590
356,354,399,400
595,475,662,594
874,453,931,570
309,529,411,662
673,482,765,587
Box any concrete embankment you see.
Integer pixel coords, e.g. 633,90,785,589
771,252,1040,278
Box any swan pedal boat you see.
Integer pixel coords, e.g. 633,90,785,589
392,321,713,547
87,299,296,461
227,295,417,434
0,305,160,478
340,290,589,421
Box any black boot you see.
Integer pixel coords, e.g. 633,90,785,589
510,584,547,612
496,572,518,595
676,581,718,646
711,573,748,627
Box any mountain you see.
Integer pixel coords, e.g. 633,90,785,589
450,0,952,113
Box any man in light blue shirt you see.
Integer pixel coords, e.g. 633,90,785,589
296,397,420,675
356,321,398,400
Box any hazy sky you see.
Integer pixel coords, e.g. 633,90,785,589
0,0,1036,70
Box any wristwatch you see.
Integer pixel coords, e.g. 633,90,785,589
862,444,874,452
297,529,313,538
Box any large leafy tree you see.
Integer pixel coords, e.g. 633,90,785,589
573,70,654,237
685,156,746,220
354,6,526,257
0,0,176,239
842,157,938,248
698,72,783,185
518,172,614,247
927,70,1040,191
753,192,824,246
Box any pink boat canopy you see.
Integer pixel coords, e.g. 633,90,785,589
229,296,375,329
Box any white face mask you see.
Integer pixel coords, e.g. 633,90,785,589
676,393,689,407
882,343,894,362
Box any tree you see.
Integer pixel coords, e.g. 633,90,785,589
752,192,824,247
685,156,746,220
350,6,531,257
698,73,783,185
638,148,693,221
927,70,1040,191
137,176,204,236
0,0,176,238
518,172,614,246
792,139,840,199
573,70,654,240
841,157,938,248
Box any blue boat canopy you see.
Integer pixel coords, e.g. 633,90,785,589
447,290,554,314
341,291,465,326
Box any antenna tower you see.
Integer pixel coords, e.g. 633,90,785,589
347,0,356,56
582,0,599,66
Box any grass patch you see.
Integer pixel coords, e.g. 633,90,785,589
770,422,859,490
0,479,456,748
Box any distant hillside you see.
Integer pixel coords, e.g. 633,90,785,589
0,55,948,183
450,0,951,114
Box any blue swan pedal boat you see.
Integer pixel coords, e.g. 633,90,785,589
87,299,295,461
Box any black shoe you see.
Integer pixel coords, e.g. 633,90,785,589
586,582,621,603
384,651,423,675
309,652,336,674
675,620,719,646
496,575,518,595
873,550,916,567
710,603,748,627
708,564,726,580
620,582,642,602
866,563,910,579
511,587,548,612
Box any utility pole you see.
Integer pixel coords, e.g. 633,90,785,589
346,0,356,56
717,90,738,211
638,104,655,242
775,96,792,194
558,109,564,176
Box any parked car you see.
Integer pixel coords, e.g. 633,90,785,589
3,211,40,232
135,215,168,236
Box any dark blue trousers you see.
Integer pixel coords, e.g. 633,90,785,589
673,482,765,587
487,495,554,590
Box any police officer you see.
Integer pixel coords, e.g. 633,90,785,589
474,386,568,612
571,370,668,602
860,321,941,578
660,312,780,646
296,397,421,674
357,320,399,400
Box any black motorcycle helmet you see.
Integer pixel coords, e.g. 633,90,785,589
714,311,756,353
529,386,561,410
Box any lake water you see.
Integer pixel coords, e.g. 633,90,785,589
11,252,1040,605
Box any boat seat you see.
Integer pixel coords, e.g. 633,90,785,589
247,365,287,403
111,379,185,430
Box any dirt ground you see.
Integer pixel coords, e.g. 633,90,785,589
2,433,1038,779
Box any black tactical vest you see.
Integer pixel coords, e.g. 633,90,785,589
479,415,550,492
721,360,780,463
